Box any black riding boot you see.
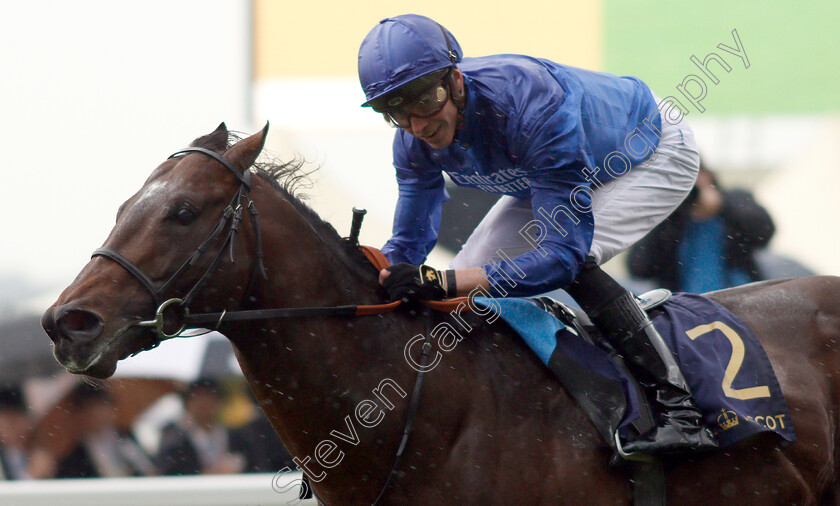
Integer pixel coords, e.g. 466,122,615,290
592,291,718,455
566,262,717,456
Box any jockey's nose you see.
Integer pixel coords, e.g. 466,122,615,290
409,115,433,136
42,303,104,344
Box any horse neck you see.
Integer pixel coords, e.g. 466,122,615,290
256,187,381,306
223,184,420,469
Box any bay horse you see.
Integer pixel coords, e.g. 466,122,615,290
42,124,840,505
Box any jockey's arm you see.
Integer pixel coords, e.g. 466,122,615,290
379,168,591,300
382,154,448,264
450,267,491,295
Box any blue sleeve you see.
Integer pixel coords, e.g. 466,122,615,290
381,135,448,265
482,84,595,297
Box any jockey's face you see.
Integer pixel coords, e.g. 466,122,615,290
379,69,464,150
404,95,458,149
403,68,463,149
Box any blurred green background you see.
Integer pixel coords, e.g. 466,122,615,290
604,0,840,114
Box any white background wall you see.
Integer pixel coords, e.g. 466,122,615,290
0,0,251,311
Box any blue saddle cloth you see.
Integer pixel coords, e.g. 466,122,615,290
473,293,796,447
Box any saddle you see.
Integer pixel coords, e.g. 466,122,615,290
529,290,672,457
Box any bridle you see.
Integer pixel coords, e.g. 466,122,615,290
92,147,407,344
92,147,408,347
92,147,268,343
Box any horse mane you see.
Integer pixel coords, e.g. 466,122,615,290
195,131,381,284
255,164,381,284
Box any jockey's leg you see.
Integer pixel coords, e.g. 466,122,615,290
566,261,718,455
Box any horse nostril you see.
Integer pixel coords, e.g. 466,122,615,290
41,308,62,344
43,325,60,344
62,311,94,332
57,309,104,342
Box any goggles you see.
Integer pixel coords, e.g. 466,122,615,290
377,69,452,128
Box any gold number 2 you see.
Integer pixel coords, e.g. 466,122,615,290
685,321,771,400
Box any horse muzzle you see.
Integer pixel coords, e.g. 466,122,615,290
41,303,114,374
42,303,105,345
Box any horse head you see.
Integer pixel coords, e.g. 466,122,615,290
41,123,269,378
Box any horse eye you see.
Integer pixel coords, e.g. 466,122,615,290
174,207,196,225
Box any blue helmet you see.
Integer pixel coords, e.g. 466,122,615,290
358,14,462,108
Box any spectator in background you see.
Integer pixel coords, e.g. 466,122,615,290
56,383,157,478
627,164,775,293
156,379,244,476
229,390,293,473
0,385,55,480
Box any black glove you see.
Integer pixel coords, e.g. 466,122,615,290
382,263,450,302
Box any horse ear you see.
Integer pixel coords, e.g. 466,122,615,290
224,122,269,172
189,122,229,151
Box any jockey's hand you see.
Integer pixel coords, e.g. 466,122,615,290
380,263,447,302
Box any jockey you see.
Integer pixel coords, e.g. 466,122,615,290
358,14,717,456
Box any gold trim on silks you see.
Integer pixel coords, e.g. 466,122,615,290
420,266,439,283
717,408,740,431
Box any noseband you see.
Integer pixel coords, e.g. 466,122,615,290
92,147,267,342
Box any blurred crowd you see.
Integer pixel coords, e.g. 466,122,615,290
0,378,293,481
625,163,777,293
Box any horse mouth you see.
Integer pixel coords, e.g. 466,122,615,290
54,322,159,379
61,350,116,378
54,343,115,378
